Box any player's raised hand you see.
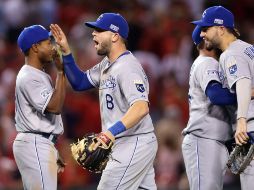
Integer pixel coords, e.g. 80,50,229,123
53,45,64,72
235,118,249,145
50,24,71,55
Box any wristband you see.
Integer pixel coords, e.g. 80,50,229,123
108,121,126,136
62,53,74,64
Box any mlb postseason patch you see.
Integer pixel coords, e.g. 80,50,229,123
40,89,51,99
206,69,218,75
226,56,237,75
134,80,145,93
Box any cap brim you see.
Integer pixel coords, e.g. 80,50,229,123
192,25,203,45
191,20,214,27
85,22,107,31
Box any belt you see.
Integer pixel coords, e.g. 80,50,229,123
41,133,58,144
21,132,59,144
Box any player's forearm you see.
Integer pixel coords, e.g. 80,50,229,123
236,78,251,119
205,81,237,105
46,72,66,114
62,54,94,91
107,100,149,137
121,100,149,129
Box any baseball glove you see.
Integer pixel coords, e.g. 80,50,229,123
70,133,114,173
226,132,254,174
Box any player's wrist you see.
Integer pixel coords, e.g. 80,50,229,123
98,132,114,146
108,121,126,137
237,117,247,121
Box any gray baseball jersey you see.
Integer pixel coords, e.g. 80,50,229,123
87,51,157,189
182,55,232,190
15,64,63,134
218,39,254,189
87,51,154,137
13,64,63,190
219,39,254,131
182,55,232,141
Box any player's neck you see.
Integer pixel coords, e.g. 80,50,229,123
108,44,127,63
200,49,217,60
25,56,44,71
220,34,237,52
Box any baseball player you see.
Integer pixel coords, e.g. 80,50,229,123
50,13,158,190
182,25,237,190
192,5,254,190
13,25,66,190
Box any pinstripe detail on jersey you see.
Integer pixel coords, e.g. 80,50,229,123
34,136,45,190
87,70,97,87
138,186,149,190
196,138,200,190
116,137,139,189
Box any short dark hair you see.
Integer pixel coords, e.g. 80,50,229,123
24,49,30,56
197,40,205,50
226,27,240,38
121,38,128,48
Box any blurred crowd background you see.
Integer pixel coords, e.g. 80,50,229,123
0,0,254,189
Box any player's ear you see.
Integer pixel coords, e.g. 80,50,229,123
112,33,120,43
218,26,226,36
31,44,39,53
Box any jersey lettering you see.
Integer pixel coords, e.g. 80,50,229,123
244,45,254,60
106,94,114,109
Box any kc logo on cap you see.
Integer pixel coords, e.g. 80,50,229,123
192,6,235,28
85,13,129,39
17,25,51,53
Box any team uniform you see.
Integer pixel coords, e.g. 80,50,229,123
182,55,233,190
73,51,158,190
218,39,254,190
13,65,64,190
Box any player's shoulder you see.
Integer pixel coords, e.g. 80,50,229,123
194,55,218,67
221,39,254,64
16,65,48,85
117,52,142,70
224,39,251,55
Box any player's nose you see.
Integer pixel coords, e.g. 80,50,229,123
200,31,205,38
92,30,96,36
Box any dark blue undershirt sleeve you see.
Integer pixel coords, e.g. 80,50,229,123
205,81,237,105
62,54,94,91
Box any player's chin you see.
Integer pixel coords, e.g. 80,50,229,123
46,56,55,64
96,48,108,56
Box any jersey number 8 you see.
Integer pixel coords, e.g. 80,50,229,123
106,94,114,109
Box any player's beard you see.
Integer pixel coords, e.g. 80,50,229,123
205,41,214,51
205,33,221,51
41,53,53,64
97,40,111,56
39,51,54,70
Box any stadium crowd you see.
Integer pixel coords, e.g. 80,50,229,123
0,0,254,189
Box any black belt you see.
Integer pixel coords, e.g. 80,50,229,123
21,132,59,144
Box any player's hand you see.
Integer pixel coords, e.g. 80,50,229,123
53,45,64,72
57,152,66,173
235,117,249,145
89,131,115,151
50,24,71,55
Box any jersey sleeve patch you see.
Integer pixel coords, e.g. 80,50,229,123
40,89,51,99
226,57,237,75
207,69,218,75
134,80,145,93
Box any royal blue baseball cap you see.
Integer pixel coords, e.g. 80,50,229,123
85,13,129,39
192,6,235,28
17,25,51,53
192,25,203,45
